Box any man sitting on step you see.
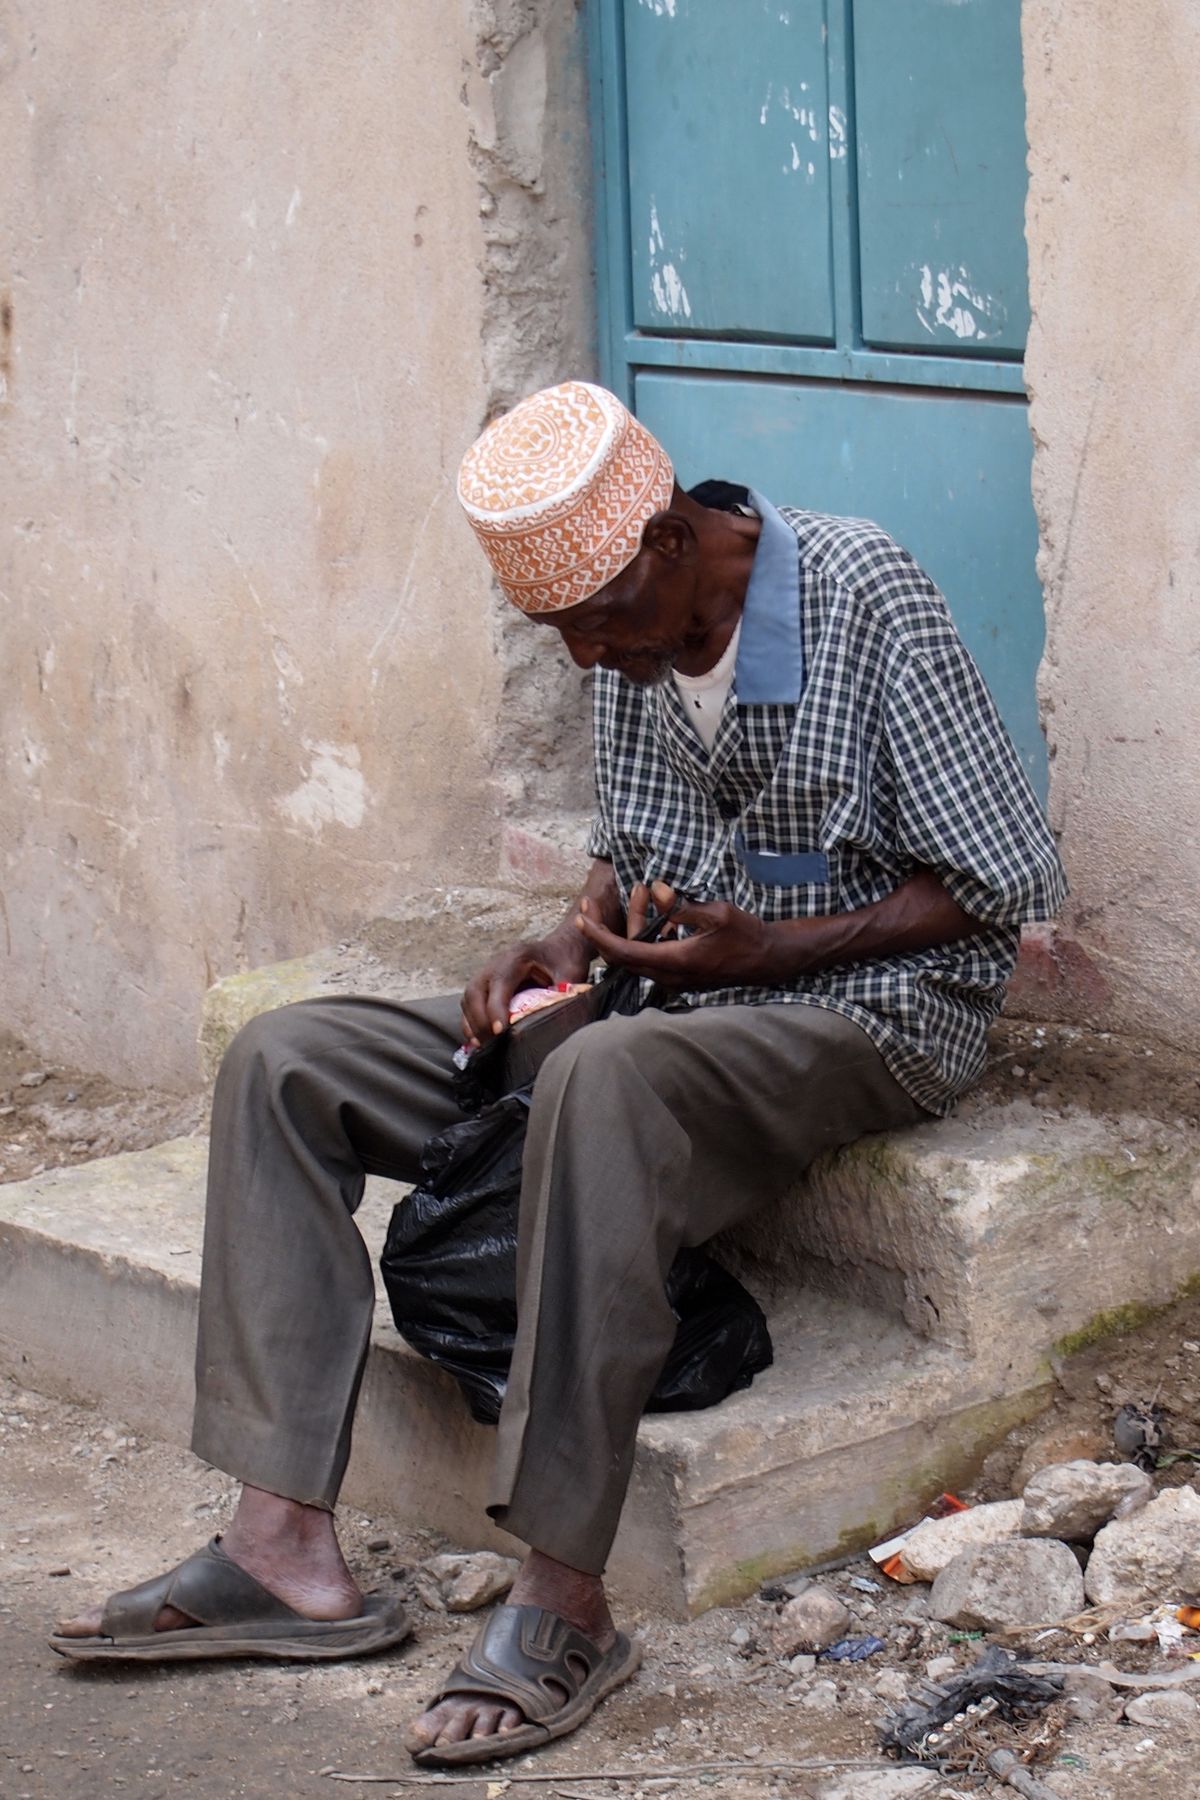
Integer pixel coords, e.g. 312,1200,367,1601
53,381,1066,1769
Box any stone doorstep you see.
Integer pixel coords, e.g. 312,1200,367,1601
0,1136,1050,1617
199,929,1200,1379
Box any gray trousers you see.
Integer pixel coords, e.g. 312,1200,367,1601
191,994,925,1575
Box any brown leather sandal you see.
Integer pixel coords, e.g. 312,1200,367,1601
411,1601,641,1767
49,1536,411,1664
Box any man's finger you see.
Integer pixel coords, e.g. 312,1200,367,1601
626,881,650,940
576,911,689,978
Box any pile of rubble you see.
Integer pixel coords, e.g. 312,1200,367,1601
757,1458,1200,1787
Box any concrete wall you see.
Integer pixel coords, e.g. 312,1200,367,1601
0,0,594,1088
1023,0,1200,1051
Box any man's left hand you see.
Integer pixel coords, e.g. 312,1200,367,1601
576,880,780,991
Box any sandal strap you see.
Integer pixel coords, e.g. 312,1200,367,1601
429,1604,608,1726
100,1538,303,1637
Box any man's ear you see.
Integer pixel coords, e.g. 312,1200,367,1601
640,509,697,565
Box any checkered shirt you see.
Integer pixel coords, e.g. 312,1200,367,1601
585,504,1068,1115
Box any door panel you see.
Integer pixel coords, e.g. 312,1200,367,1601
635,371,1046,787
623,0,835,342
853,0,1030,357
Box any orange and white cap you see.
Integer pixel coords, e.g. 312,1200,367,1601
457,380,675,614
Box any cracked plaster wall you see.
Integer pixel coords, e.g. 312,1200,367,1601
0,0,595,1087
1024,1,1200,1050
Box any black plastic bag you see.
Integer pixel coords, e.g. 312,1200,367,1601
380,1090,773,1425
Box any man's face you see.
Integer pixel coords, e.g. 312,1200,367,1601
541,551,695,686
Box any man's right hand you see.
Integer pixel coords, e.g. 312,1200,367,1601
460,934,591,1046
459,858,623,1045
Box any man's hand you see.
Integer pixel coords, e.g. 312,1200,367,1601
460,858,623,1044
577,869,987,994
576,881,777,991
460,934,591,1045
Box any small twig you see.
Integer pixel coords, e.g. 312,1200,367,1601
325,1757,905,1785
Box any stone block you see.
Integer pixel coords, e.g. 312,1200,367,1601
900,1499,1024,1581
1021,1459,1152,1541
1085,1485,1200,1607
0,1138,1050,1617
197,887,563,1082
725,1099,1200,1382
930,1538,1085,1630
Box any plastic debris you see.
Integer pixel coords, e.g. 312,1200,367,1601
869,1493,969,1580
1113,1400,1166,1471
818,1634,887,1662
878,1644,1063,1763
849,1575,883,1594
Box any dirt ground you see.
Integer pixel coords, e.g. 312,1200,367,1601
3,1020,1200,1799
3,1374,1199,1800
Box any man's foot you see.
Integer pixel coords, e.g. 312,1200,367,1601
405,1550,617,1754
55,1485,362,1638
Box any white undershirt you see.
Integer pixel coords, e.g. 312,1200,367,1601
672,619,742,753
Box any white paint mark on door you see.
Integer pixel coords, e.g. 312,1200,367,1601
828,105,847,158
916,263,1007,341
647,201,692,320
278,741,369,836
637,0,677,15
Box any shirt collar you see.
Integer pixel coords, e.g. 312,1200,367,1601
733,489,804,704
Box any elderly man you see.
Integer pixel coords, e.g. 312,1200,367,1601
54,382,1066,1768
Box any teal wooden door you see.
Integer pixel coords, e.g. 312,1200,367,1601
590,0,1047,793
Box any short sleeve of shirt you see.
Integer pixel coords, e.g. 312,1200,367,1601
585,814,612,860
885,644,1068,926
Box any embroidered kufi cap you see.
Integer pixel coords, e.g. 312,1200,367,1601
457,380,675,614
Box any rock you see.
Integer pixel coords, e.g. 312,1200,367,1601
729,1625,751,1647
789,1653,817,1674
930,1538,1085,1631
1022,1459,1153,1541
18,1070,49,1088
1062,1668,1117,1723
1013,1424,1110,1491
1123,1689,1200,1728
925,1655,958,1682
1085,1485,1200,1607
900,1500,1024,1581
801,1678,838,1710
872,1668,910,1703
774,1586,851,1656
415,1550,521,1612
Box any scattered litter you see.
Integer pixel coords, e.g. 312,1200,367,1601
818,1635,887,1662
47,1565,71,1577
869,1493,969,1580
849,1575,883,1594
1112,1401,1166,1471
878,1645,1063,1763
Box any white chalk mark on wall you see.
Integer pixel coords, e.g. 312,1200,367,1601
916,263,1007,341
285,188,302,228
368,485,445,663
828,105,847,159
278,741,368,836
637,0,677,15
647,202,692,320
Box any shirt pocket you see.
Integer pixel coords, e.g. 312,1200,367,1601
734,828,839,916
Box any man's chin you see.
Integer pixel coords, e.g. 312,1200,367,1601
612,657,675,687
